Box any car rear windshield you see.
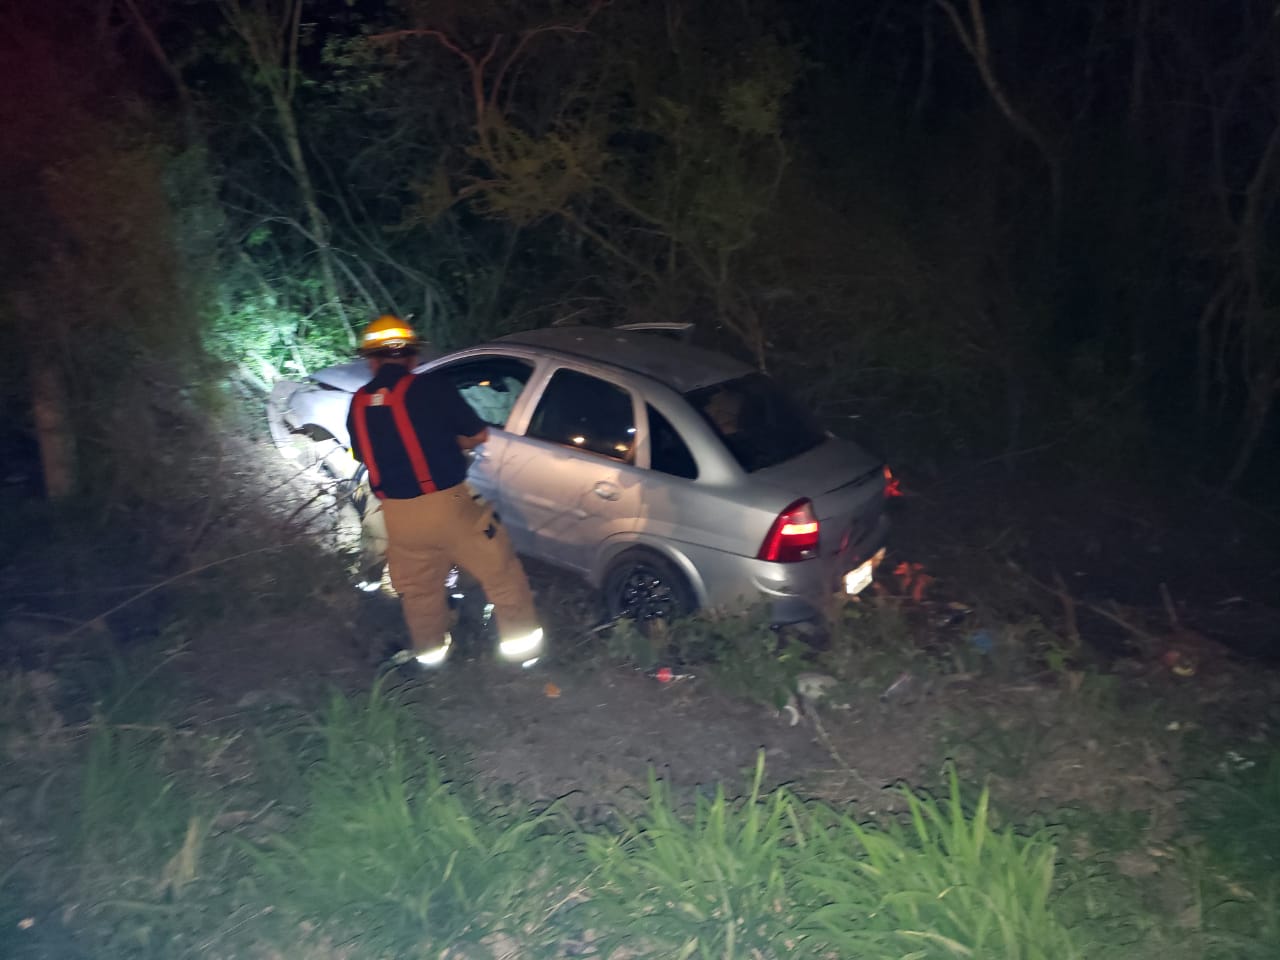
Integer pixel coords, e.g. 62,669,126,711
686,373,827,472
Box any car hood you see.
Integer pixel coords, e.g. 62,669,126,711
309,349,444,393
309,360,371,393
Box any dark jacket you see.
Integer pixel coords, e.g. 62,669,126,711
346,364,484,499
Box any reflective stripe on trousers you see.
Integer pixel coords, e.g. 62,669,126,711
381,485,540,657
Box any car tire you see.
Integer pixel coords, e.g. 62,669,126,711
603,549,695,625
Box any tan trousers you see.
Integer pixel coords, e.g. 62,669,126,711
381,485,539,655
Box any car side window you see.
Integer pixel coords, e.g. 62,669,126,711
526,369,635,462
646,404,698,480
435,356,534,428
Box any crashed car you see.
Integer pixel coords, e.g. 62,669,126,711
267,324,891,624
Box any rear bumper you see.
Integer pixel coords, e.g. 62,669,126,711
694,512,891,625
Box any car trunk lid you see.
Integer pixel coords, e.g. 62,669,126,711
752,437,887,572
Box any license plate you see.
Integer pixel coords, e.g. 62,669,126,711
843,548,885,596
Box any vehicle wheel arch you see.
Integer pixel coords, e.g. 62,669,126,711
298,422,337,444
594,538,707,615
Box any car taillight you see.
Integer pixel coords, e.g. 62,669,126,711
757,498,820,563
883,465,903,498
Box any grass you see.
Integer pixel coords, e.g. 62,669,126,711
3,505,1277,959
1187,747,1280,887
243,682,579,957
4,654,1278,959
583,758,1080,959
580,754,803,958
9,659,1137,960
599,605,811,708
798,769,1077,960
1181,747,1280,958
77,724,195,864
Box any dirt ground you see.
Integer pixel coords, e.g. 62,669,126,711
175,431,1280,825
5,425,1280,960
9,418,1268,827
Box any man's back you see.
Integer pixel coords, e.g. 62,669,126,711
347,364,483,499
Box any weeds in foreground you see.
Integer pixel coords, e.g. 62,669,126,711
244,681,580,957
1177,748,1280,956
584,757,1078,959
51,684,1092,959
1188,748,1280,889
13,661,1280,960
78,725,193,862
1199,874,1280,959
68,721,230,960
581,754,801,958
799,768,1077,960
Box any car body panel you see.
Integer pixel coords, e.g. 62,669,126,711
281,380,353,449
274,326,890,623
751,437,888,590
499,437,643,573
463,428,508,514
496,327,751,394
309,359,378,393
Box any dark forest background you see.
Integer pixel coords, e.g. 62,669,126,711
3,0,1279,507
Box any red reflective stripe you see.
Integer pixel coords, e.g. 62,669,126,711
351,391,384,497
388,375,436,494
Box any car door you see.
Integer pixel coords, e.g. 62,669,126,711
500,366,642,573
427,353,536,516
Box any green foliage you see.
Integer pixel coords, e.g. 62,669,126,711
582,757,1080,960
822,597,927,688
1188,748,1280,892
580,753,802,959
603,606,809,708
798,768,1079,959
1049,852,1182,960
74,643,187,727
19,665,1280,960
64,647,198,873
77,725,195,867
246,681,578,956
206,289,350,386
1199,875,1280,960
702,618,811,710
465,120,606,226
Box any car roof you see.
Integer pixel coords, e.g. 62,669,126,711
492,326,754,394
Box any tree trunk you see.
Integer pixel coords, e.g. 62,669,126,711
12,291,76,499
1222,369,1277,492
271,89,355,347
223,0,357,346
1127,0,1153,141
937,0,1063,229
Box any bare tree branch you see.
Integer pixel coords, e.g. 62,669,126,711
935,0,1062,223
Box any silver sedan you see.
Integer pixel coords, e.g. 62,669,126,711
268,325,890,625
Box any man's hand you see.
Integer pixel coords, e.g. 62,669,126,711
457,427,489,450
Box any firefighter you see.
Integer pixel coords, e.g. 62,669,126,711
346,315,543,668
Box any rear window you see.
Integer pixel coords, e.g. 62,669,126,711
686,373,826,472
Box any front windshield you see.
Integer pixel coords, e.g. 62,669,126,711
686,373,827,472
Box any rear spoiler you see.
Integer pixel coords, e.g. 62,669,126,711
612,321,695,343
548,317,696,342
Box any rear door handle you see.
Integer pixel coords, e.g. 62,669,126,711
593,481,620,501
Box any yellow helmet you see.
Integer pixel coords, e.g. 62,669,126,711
357,314,425,357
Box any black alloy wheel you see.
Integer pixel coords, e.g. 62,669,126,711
604,550,694,624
